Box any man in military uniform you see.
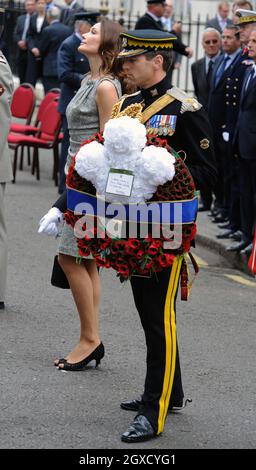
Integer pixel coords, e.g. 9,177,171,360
208,25,252,232
57,11,100,194
114,29,217,443
0,9,14,310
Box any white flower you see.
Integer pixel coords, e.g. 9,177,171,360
103,116,147,157
75,141,107,185
74,116,176,203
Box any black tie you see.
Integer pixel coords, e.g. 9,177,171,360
206,59,214,87
215,55,230,87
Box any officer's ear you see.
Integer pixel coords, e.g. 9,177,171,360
153,54,164,69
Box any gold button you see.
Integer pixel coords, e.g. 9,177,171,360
226,85,230,89
235,78,239,81
226,101,229,104
233,95,237,98
233,102,236,105
226,93,229,97
227,78,231,81
234,86,237,90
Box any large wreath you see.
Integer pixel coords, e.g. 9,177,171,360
65,116,197,282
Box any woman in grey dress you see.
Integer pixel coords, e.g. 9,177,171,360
55,19,124,370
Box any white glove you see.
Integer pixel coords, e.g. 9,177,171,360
38,207,64,237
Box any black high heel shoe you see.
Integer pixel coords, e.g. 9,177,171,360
57,342,105,371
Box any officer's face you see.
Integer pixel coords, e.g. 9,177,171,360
248,30,256,60
122,54,161,88
79,22,101,57
239,23,255,45
202,32,221,58
222,28,241,54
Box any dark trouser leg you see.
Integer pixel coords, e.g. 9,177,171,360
59,115,70,194
17,51,27,84
42,76,59,95
229,156,241,231
130,257,183,434
239,158,256,243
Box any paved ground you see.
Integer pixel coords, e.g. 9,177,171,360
1,152,256,449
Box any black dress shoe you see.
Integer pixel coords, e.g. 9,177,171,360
198,205,211,212
212,214,229,224
121,415,156,443
0,302,5,310
120,397,191,413
216,229,235,239
240,243,253,255
218,221,232,229
229,230,242,241
226,240,251,252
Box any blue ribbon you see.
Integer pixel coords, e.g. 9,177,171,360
67,187,198,224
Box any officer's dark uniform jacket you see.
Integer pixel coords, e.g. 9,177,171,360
208,50,252,139
120,76,217,191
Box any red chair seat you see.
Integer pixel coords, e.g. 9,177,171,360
8,133,53,146
10,123,38,133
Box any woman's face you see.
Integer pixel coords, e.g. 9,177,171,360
78,22,102,57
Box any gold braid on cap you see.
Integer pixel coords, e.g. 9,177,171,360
111,101,143,122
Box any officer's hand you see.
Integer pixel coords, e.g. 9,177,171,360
38,207,64,237
185,46,193,58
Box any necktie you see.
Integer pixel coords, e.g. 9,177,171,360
22,14,30,41
206,59,214,87
245,66,255,92
214,55,230,87
64,8,71,24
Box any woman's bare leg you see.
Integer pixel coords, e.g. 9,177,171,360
56,254,101,365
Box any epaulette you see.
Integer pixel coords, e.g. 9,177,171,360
111,91,141,118
168,86,202,114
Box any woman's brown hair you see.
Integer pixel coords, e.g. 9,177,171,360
98,17,123,76
98,17,137,94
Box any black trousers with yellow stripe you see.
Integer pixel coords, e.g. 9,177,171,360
130,257,184,435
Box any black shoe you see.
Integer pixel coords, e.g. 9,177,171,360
229,230,242,241
240,242,253,255
216,229,235,239
212,215,229,224
218,221,232,229
226,240,251,253
198,205,211,212
121,415,156,443
57,342,104,371
0,302,5,310
120,397,192,413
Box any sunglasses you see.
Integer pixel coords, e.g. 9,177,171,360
204,39,219,44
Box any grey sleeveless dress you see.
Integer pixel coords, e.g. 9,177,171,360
58,74,122,258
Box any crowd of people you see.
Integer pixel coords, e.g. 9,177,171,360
0,0,256,445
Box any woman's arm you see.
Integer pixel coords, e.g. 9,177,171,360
96,80,119,131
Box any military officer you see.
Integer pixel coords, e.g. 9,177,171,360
57,11,100,193
113,29,217,443
0,9,14,310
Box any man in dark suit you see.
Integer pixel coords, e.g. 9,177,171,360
13,0,36,83
191,28,221,211
208,25,250,225
136,0,193,59
61,0,85,29
39,6,71,93
26,0,48,86
231,27,256,254
192,28,222,111
206,1,233,33
57,12,100,193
